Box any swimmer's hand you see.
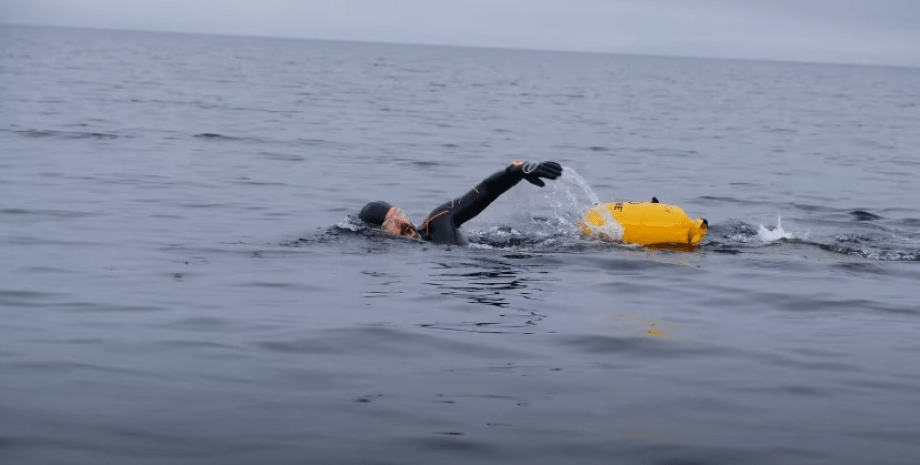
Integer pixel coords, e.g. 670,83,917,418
511,161,563,187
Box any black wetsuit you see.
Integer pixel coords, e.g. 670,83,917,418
418,165,526,245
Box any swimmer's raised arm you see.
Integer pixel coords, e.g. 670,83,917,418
451,161,563,226
418,161,562,244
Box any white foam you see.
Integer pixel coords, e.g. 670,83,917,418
757,215,795,242
336,218,364,232
587,204,625,242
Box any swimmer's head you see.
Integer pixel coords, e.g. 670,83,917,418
359,201,392,226
359,201,419,239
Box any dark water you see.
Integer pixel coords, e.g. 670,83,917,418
2,24,920,465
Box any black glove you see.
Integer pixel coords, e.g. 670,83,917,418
511,161,563,187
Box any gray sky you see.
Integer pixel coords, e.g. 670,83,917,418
2,0,918,66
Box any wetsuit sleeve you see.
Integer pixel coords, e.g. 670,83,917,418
452,165,524,226
418,165,525,243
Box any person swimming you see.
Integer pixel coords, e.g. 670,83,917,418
359,161,563,245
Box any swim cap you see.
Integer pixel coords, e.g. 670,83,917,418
359,201,393,226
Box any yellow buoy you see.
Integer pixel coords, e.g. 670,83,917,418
582,201,708,246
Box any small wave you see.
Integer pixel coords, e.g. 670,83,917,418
408,160,442,168
0,208,98,218
699,195,742,202
849,210,882,221
194,133,290,145
257,151,305,162
298,138,336,145
709,238,920,262
0,289,63,306
193,132,241,140
815,242,919,261
231,178,287,187
713,216,920,262
9,129,120,140
834,233,890,244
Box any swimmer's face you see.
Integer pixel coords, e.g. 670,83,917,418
382,207,419,239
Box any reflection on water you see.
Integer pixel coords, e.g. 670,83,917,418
592,314,688,339
420,256,553,333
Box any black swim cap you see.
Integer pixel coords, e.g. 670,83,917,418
359,201,392,226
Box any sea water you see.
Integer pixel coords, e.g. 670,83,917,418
2,24,920,465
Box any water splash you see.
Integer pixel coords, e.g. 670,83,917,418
757,215,794,242
520,165,602,232
467,165,601,239
756,215,810,242
553,167,600,207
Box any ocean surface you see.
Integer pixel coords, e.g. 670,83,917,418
2,24,919,465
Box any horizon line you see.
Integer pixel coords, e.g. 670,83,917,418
2,21,916,71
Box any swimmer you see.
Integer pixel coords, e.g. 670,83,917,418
359,161,563,245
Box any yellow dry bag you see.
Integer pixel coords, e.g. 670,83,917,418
582,201,708,246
